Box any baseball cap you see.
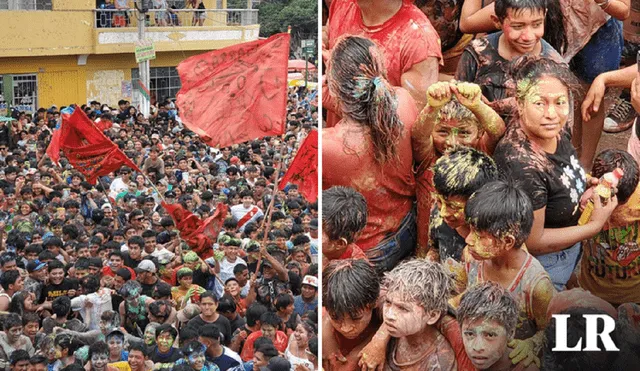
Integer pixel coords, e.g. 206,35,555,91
309,219,318,230
101,203,112,210
302,275,318,288
26,260,47,273
137,260,157,273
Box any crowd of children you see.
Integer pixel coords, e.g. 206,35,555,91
322,0,640,369
0,85,320,371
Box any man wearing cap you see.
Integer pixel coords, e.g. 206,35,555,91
23,260,47,304
137,260,159,297
293,275,317,317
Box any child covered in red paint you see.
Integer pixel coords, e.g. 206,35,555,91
321,186,368,265
461,180,556,368
458,282,539,371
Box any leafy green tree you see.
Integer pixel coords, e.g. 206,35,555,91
257,0,317,57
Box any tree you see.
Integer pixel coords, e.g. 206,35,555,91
257,0,317,57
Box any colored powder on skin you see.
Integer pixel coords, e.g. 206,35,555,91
183,251,198,263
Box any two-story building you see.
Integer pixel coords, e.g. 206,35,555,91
0,0,259,115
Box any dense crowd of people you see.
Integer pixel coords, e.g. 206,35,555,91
0,84,319,371
322,0,640,370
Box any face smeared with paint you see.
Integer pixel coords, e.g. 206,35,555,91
383,293,436,338
261,324,277,340
187,350,206,370
433,120,482,155
157,332,174,353
91,352,109,371
436,194,467,229
518,77,569,145
465,227,510,260
108,336,124,357
329,306,374,340
499,8,545,55
462,318,509,370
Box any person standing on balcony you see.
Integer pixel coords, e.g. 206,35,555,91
153,0,169,26
188,0,206,26
114,0,129,27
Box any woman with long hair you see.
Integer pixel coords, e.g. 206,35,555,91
285,319,317,370
494,56,618,290
322,35,432,271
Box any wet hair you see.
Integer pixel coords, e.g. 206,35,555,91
88,341,109,359
246,303,269,327
255,344,279,359
323,259,379,319
156,324,178,340
198,324,222,341
383,259,451,313
22,312,40,326
322,186,367,243
10,349,29,365
436,98,478,127
181,340,206,356
120,280,143,299
52,296,72,317
465,180,534,248
260,311,283,328
433,146,499,198
55,333,83,353
80,275,100,294
274,293,294,312
3,313,22,330
512,56,578,105
329,35,403,164
128,343,147,357
591,149,639,205
0,270,21,291
217,296,237,314
543,307,620,371
458,282,519,338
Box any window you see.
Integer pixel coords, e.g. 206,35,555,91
0,0,52,10
12,74,38,114
132,67,181,106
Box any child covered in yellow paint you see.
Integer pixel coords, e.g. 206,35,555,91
462,180,556,368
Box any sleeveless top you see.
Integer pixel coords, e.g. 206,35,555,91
466,254,550,340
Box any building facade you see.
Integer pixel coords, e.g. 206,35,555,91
0,0,259,115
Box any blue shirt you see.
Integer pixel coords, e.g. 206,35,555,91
293,294,317,316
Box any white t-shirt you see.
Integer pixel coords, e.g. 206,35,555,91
214,257,247,299
71,289,113,331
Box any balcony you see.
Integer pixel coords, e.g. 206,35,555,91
93,8,260,54
0,4,259,58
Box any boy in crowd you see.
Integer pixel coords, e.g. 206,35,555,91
463,180,556,368
321,186,368,265
458,282,538,371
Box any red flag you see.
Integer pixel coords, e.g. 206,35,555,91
46,109,141,184
176,33,290,148
162,202,229,259
280,130,318,202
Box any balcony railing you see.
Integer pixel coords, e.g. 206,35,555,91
94,8,258,29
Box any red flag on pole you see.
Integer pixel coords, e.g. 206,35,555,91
279,130,318,202
46,108,141,184
176,33,290,148
162,202,229,259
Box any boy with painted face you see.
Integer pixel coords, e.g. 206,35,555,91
378,260,459,370
150,325,183,364
430,147,499,265
180,341,219,371
87,341,110,371
322,259,380,371
455,0,565,122
462,180,556,368
106,330,128,363
458,282,538,371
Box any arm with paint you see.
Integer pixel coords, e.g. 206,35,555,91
412,81,452,166
459,0,497,34
451,82,506,154
508,277,555,367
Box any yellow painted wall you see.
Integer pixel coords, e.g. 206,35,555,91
0,51,205,108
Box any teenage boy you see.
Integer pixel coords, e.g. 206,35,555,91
455,0,564,121
240,312,288,362
458,282,538,371
578,149,640,305
463,180,556,368
321,186,368,264
430,146,499,264
197,324,242,370
230,189,264,232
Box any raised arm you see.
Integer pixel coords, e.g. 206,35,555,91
459,0,498,34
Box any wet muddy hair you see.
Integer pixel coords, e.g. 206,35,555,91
465,180,533,248
433,146,499,198
457,282,518,338
592,150,639,205
323,259,379,320
383,259,451,313
512,56,578,105
329,35,403,164
322,186,367,243
436,98,478,127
